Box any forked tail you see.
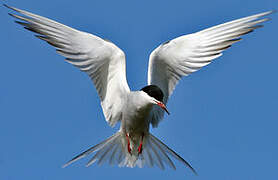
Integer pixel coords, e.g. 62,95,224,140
63,131,197,174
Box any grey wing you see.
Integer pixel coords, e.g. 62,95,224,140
6,5,130,126
148,11,274,127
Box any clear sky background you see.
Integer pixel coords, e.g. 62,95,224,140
1,0,277,179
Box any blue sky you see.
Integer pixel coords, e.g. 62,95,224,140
1,0,277,179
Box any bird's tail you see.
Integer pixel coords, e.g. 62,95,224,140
63,131,197,174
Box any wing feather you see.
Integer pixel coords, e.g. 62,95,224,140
6,4,130,126
148,11,274,127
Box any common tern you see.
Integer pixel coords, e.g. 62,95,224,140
5,4,274,173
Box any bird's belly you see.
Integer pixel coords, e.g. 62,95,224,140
125,116,148,135
123,106,151,136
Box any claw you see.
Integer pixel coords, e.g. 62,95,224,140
126,133,131,154
138,143,143,154
138,133,144,154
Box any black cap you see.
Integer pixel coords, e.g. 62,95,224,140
141,85,164,102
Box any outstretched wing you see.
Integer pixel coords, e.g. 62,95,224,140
5,4,130,127
148,11,274,127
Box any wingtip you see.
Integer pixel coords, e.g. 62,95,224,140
3,3,15,11
61,163,69,168
270,10,277,14
3,3,22,13
191,167,198,176
3,3,9,8
263,10,277,16
7,12,13,17
62,159,76,168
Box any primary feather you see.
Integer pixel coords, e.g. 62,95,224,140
148,10,274,127
5,4,130,127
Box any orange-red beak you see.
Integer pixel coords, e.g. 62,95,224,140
156,101,170,115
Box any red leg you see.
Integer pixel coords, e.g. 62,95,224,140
138,133,144,154
126,133,131,154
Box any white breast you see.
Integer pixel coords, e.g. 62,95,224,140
122,91,153,135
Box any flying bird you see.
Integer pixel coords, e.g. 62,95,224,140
5,4,274,173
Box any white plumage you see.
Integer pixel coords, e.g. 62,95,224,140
147,11,272,127
5,4,274,173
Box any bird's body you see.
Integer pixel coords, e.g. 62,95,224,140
123,91,152,135
5,4,274,173
121,91,152,157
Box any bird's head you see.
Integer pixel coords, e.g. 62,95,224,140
140,85,170,115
